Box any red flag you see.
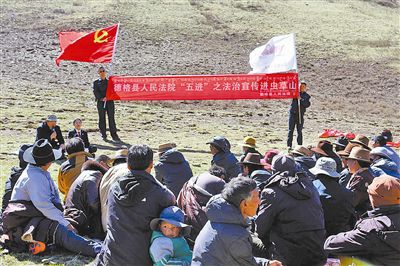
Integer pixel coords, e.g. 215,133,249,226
56,24,119,66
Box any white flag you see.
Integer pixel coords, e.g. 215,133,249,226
249,33,297,74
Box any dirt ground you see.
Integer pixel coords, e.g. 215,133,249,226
0,0,399,265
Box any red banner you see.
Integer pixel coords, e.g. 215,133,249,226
106,73,298,101
56,24,118,66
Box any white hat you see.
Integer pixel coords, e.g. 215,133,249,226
309,157,340,178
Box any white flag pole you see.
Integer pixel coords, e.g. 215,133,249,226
105,23,120,109
292,33,301,125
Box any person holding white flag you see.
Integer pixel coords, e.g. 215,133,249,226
248,33,310,150
287,81,311,149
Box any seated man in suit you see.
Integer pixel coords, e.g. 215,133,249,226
67,118,97,154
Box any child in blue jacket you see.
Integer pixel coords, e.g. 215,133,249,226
149,206,192,266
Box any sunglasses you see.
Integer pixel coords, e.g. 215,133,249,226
99,70,106,73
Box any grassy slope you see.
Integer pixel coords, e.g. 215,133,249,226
0,0,399,265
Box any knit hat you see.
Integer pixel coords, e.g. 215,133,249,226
367,175,400,207
271,154,296,176
260,149,280,170
23,139,62,165
371,135,387,147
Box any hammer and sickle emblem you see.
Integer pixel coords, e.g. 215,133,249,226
94,29,109,43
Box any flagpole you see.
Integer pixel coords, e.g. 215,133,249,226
105,23,120,109
108,22,120,76
291,33,301,126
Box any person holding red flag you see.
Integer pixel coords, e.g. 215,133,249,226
93,66,120,142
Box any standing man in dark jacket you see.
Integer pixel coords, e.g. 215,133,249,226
255,154,326,266
207,136,241,181
325,175,400,266
154,143,193,197
93,66,120,142
95,145,175,266
310,157,354,236
36,114,65,150
287,81,311,149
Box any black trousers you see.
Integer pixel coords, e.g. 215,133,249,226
96,100,118,138
287,112,304,148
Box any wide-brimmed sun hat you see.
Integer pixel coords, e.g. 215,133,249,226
347,146,371,163
238,153,266,166
109,148,128,163
291,145,313,157
23,139,62,165
310,157,340,178
349,134,371,150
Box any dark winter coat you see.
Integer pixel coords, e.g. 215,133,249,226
250,170,272,191
192,195,269,266
370,158,400,178
255,172,326,266
289,91,311,116
154,149,193,197
1,167,24,213
294,155,316,180
64,170,104,239
346,168,375,219
324,205,400,266
312,175,354,236
176,173,225,243
338,168,351,187
95,170,175,266
212,151,241,181
36,122,65,149
93,78,109,101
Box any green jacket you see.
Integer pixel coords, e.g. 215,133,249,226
149,230,192,266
